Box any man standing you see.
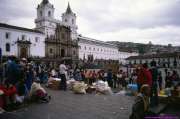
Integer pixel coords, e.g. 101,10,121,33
137,63,152,92
59,60,67,91
5,56,21,85
149,61,159,107
107,69,113,88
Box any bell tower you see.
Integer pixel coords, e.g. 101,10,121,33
35,0,56,37
62,2,78,40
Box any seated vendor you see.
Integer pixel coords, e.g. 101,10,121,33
0,83,17,110
130,84,155,119
30,79,50,103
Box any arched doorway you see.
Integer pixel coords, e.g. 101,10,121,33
20,47,28,58
61,49,65,57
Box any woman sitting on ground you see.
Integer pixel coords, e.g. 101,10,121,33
130,84,155,119
30,79,50,103
0,83,17,110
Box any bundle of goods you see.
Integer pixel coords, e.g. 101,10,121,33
171,85,180,97
72,82,87,94
159,90,169,97
158,88,171,103
95,80,113,95
48,77,61,90
170,85,180,105
126,84,138,96
86,86,96,94
67,79,76,90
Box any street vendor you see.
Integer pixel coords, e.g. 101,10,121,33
130,84,155,119
30,80,50,103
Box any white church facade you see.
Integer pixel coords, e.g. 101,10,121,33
0,0,138,63
0,23,45,58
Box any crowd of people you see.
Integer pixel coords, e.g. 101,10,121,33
130,61,180,119
0,56,179,118
0,56,50,112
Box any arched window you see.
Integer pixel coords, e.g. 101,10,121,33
73,50,76,55
72,19,74,24
40,11,42,16
49,48,53,54
6,43,10,52
48,11,51,17
65,19,68,22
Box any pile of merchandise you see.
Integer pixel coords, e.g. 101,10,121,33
47,77,61,90
94,80,113,95
72,82,87,94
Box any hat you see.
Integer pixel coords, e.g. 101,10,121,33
22,58,27,61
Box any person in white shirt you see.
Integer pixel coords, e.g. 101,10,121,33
59,61,67,91
117,70,123,88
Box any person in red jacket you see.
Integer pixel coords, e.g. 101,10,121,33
0,83,17,110
137,63,152,92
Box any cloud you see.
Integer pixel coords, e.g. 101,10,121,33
87,25,180,46
0,0,180,45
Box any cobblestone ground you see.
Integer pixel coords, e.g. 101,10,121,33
0,89,134,119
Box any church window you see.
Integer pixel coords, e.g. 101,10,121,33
72,19,74,24
6,43,10,52
84,46,86,50
93,48,95,51
40,11,42,16
49,48,53,54
73,50,76,55
48,11,51,17
5,32,10,39
35,37,39,42
61,33,65,39
22,35,26,40
65,19,67,22
89,47,91,50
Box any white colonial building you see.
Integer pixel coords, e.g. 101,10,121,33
126,52,180,68
0,0,138,63
78,36,119,60
78,36,138,63
118,51,138,64
0,23,45,58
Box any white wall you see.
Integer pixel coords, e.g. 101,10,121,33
0,27,45,57
78,37,139,63
118,52,138,64
78,38,120,61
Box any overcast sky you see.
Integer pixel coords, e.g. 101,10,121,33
0,0,180,46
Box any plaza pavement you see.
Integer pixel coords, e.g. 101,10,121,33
0,89,134,119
